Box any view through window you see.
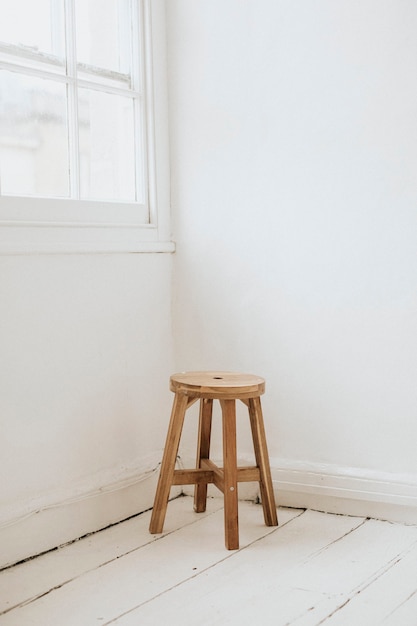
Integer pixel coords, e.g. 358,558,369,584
0,0,146,204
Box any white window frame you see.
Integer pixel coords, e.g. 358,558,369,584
0,0,173,254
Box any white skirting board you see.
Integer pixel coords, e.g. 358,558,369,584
272,460,417,525
0,454,181,571
2,458,417,570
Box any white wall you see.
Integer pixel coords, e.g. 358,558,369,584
2,0,417,569
167,1,417,518
0,253,174,566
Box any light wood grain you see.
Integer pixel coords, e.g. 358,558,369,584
170,371,265,400
148,393,189,534
248,396,278,526
221,398,239,549
150,371,277,549
194,398,213,512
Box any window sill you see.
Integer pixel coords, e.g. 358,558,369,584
0,222,175,254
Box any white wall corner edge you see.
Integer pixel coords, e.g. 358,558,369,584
271,459,417,525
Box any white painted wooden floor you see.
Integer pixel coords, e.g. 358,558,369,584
2,496,417,625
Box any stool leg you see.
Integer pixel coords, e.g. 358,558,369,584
149,393,189,534
194,398,213,513
221,399,239,550
248,397,278,527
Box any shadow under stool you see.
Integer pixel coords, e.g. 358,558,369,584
149,371,278,550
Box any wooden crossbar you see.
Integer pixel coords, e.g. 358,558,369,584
172,469,214,485
172,463,260,490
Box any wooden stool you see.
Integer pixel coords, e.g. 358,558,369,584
149,371,278,549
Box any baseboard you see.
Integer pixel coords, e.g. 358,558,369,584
272,459,417,524
181,454,417,524
3,457,417,569
0,455,181,570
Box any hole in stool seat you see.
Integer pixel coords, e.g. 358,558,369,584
213,376,223,379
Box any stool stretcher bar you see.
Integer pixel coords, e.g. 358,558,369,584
171,465,261,488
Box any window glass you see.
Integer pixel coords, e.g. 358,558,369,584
78,89,136,202
0,0,143,204
75,0,132,77
0,0,65,60
0,70,69,197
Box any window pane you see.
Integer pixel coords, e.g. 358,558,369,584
75,0,132,76
78,89,136,202
0,70,70,197
0,0,65,60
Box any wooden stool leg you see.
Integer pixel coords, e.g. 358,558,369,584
248,397,278,527
221,399,239,550
194,398,213,513
149,393,189,534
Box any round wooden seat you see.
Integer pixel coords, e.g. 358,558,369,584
149,371,278,550
170,371,265,399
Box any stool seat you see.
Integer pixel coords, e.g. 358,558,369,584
149,371,278,550
170,371,265,399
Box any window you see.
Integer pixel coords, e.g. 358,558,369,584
0,0,172,253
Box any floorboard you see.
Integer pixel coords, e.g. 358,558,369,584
382,588,417,625
109,509,363,626
1,497,417,625
0,496,223,616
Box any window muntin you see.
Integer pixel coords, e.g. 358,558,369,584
0,0,146,206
